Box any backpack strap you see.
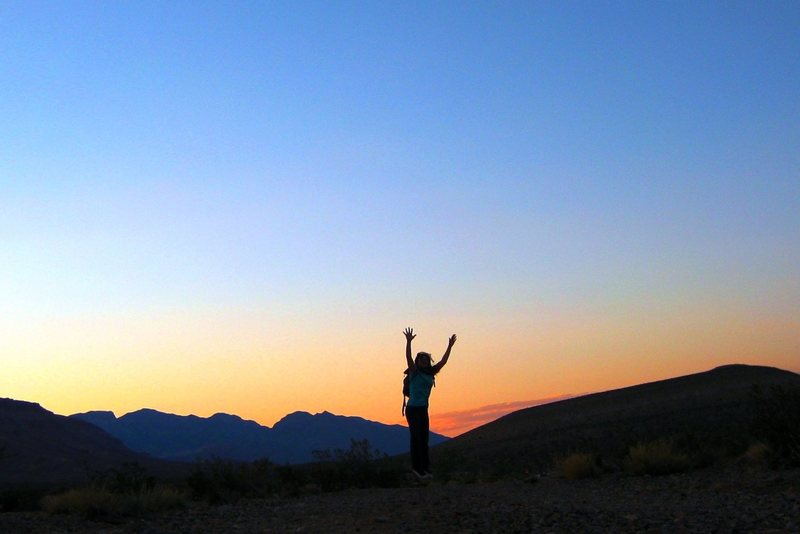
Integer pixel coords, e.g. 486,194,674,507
402,369,411,416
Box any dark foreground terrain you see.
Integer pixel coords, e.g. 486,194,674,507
2,467,798,533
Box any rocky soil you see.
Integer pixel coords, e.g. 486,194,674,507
1,467,798,533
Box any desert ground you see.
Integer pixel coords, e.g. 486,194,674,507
1,466,798,533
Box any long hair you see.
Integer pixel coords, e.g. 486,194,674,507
415,351,437,375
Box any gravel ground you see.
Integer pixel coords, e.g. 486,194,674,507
2,467,798,533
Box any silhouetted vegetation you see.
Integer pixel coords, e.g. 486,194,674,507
750,385,800,467
41,463,186,519
187,458,281,503
624,439,691,476
42,486,186,518
557,452,601,480
740,441,771,467
87,462,155,495
310,438,403,491
187,439,405,504
6,441,406,514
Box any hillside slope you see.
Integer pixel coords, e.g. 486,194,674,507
0,399,181,488
433,364,800,473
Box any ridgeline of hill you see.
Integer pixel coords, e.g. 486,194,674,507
0,399,183,489
433,364,800,474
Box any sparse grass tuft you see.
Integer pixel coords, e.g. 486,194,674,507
42,487,112,515
558,453,600,480
740,442,771,466
42,486,186,518
624,439,690,476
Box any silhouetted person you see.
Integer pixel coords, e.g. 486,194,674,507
403,327,456,480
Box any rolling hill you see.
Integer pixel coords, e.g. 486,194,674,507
0,398,183,489
432,364,800,474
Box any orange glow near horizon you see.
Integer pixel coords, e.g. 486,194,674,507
429,396,578,437
2,296,797,436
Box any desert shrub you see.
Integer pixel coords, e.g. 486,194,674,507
558,452,600,480
740,442,771,466
624,439,690,476
187,457,280,503
39,461,185,517
749,385,800,467
42,487,113,516
310,439,403,491
187,441,406,502
42,486,186,518
87,462,154,494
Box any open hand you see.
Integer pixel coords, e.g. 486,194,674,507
404,327,416,342
448,334,457,347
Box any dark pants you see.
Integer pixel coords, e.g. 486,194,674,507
406,405,430,473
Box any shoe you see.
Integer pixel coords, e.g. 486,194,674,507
411,469,425,479
422,472,434,480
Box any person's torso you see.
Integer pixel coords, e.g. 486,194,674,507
407,371,434,407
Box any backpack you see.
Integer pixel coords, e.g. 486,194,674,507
402,370,410,416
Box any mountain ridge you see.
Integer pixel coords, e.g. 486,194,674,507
72,407,449,464
0,398,184,489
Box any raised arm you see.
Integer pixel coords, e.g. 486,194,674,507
432,334,456,374
404,327,416,370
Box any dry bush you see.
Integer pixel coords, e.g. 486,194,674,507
558,453,599,480
624,439,690,476
42,487,113,515
740,442,771,466
42,486,186,517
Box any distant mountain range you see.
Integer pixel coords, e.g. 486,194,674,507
434,364,800,474
71,409,449,464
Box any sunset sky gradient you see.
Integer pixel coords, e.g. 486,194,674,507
2,2,798,436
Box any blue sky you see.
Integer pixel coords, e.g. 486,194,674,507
1,1,798,427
